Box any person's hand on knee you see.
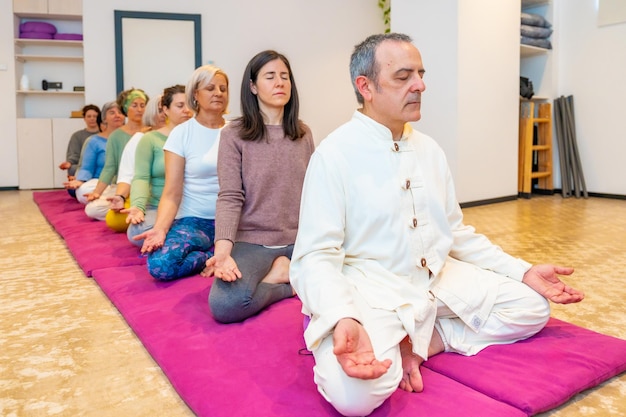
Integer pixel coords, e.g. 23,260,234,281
522,264,584,304
333,318,391,379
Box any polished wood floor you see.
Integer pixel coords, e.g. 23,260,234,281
1,190,624,416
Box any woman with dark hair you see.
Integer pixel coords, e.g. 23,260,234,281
203,50,315,323
59,104,101,181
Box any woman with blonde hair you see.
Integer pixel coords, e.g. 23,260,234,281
135,65,229,280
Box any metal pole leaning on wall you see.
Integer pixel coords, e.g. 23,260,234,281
564,96,588,198
554,95,588,199
553,97,570,198
563,97,581,197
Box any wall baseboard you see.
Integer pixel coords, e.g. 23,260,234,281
587,192,626,200
460,195,518,209
549,189,626,200
460,190,626,208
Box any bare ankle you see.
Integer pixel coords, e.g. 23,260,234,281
429,327,446,357
261,256,291,285
399,336,425,393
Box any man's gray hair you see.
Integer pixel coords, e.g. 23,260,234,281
349,33,413,104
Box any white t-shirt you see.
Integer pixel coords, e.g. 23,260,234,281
117,132,144,184
163,117,221,219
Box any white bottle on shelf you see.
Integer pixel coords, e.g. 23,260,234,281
19,74,29,91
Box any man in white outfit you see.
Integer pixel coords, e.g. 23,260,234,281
289,33,584,417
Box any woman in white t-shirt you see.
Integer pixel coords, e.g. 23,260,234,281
134,65,229,280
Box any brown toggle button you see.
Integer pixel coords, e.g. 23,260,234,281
412,218,418,227
420,258,427,267
405,179,411,189
393,143,399,151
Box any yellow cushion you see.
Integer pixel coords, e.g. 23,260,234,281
105,200,130,233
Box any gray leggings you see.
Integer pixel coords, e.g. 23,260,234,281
208,242,294,323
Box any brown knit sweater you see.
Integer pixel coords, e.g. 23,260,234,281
214,121,315,246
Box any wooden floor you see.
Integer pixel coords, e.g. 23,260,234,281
1,190,624,416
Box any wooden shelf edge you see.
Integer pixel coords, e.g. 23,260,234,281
520,44,550,58
17,90,85,96
16,55,83,63
15,39,83,47
14,12,81,21
520,96,550,101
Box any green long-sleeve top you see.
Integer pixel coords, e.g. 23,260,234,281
98,128,132,185
130,131,166,213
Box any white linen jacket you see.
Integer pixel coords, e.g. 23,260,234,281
290,111,531,358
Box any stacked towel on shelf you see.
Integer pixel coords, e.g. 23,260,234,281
19,21,56,40
521,12,552,49
18,21,83,41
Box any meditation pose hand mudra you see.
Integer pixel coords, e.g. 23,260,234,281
289,32,584,417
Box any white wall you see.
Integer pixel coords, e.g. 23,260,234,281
392,1,460,185
0,0,383,188
83,0,383,145
0,0,19,187
3,1,625,198
556,0,626,195
393,0,521,203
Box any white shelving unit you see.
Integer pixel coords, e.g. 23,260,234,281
520,0,555,98
13,0,86,189
520,0,552,60
14,37,85,116
519,0,558,193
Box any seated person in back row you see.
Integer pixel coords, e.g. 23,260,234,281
59,104,101,195
84,88,148,223
63,101,125,203
105,93,166,233
289,32,584,417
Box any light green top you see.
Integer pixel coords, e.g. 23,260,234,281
130,131,167,212
98,128,132,185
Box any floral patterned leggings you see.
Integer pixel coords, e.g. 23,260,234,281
147,216,215,281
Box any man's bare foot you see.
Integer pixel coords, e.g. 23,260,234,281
260,256,290,284
399,336,425,393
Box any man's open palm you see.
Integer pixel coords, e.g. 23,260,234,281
333,318,392,380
